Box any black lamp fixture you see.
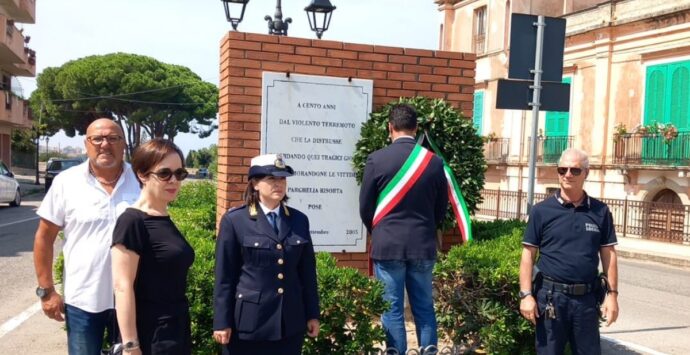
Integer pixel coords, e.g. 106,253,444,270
221,0,249,31
220,0,336,39
304,0,336,39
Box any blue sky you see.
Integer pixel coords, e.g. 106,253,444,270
18,0,442,155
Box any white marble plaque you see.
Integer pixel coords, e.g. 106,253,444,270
261,72,373,252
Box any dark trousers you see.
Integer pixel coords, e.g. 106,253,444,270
137,307,192,355
535,287,601,355
223,332,305,355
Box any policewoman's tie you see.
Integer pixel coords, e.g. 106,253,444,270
267,212,279,235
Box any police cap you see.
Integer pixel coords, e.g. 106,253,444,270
248,154,294,179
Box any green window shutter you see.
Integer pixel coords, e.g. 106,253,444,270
644,64,667,125
545,77,571,137
473,91,484,133
669,62,690,131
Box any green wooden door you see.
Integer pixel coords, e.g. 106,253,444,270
544,77,571,163
473,91,484,134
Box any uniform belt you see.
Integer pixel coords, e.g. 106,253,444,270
541,278,593,296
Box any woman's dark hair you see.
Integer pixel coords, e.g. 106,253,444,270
243,176,289,206
389,104,418,131
131,138,185,187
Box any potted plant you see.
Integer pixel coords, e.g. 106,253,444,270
613,123,627,143
482,131,498,143
661,123,678,144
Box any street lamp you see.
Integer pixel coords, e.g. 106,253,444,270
304,0,336,39
221,0,250,31
220,0,336,39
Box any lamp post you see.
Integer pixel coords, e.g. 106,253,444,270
220,0,336,39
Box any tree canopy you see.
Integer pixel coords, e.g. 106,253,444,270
186,144,216,168
30,52,218,156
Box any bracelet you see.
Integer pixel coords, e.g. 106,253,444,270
608,289,619,294
123,340,140,352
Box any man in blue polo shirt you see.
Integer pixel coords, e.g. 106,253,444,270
519,148,619,354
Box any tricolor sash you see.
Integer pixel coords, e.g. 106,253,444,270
372,144,435,227
425,133,473,243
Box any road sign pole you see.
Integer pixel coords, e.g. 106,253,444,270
526,15,546,214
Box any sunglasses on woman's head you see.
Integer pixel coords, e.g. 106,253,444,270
149,168,189,181
557,167,583,176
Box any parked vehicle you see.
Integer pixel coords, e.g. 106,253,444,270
45,158,82,192
0,160,21,207
197,167,209,179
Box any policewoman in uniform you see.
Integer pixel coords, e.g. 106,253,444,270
213,154,320,355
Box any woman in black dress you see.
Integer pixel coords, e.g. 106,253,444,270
212,154,320,355
111,138,194,355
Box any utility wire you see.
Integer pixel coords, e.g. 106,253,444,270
49,84,191,102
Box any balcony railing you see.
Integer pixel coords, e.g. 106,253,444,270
484,138,509,164
612,133,690,167
478,189,690,244
527,136,574,164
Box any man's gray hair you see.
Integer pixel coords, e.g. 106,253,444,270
558,148,589,169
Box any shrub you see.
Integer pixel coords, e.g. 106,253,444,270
434,220,534,354
169,181,219,355
170,180,217,210
303,253,389,355
471,219,527,242
181,228,218,355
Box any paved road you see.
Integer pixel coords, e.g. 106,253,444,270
0,192,66,354
602,259,690,354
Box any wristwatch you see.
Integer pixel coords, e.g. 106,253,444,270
519,290,532,299
35,286,54,299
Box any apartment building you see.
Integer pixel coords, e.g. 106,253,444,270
0,0,35,166
436,0,690,243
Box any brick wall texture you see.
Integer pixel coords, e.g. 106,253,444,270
218,32,476,274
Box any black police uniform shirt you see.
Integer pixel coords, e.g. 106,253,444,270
213,203,319,342
523,191,617,284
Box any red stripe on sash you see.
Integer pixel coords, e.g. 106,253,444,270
372,152,434,227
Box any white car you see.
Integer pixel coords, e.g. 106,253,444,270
0,160,21,207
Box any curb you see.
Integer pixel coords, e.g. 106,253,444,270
617,249,690,269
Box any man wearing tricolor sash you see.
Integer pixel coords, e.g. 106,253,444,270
359,104,448,354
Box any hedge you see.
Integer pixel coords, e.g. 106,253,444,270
434,220,534,354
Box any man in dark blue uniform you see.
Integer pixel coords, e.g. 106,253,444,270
519,148,619,355
359,104,448,354
213,154,319,355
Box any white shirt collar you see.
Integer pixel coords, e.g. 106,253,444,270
258,202,281,217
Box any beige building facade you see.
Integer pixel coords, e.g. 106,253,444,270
436,0,690,243
0,0,35,166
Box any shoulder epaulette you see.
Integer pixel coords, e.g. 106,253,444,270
226,205,247,214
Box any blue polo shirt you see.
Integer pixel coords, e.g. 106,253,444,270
523,191,617,284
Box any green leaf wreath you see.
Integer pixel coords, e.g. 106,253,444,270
353,96,487,231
